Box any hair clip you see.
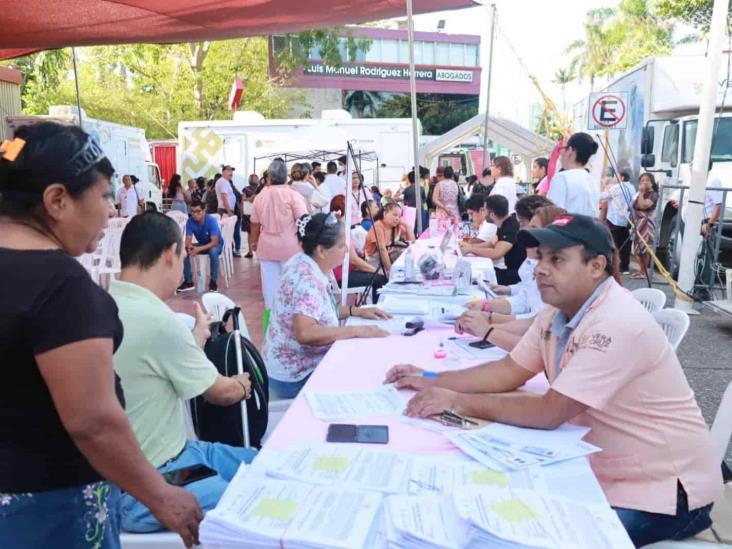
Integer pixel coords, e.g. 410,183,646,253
67,135,106,177
0,138,26,162
297,214,313,237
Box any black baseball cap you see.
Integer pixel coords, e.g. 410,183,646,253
222,165,235,171
517,213,614,256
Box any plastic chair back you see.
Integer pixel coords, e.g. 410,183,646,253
175,312,196,330
631,288,667,313
652,308,690,351
202,292,249,339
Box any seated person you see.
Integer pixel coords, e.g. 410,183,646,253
364,201,416,277
360,199,378,231
458,194,525,285
386,214,722,547
109,212,257,533
330,195,387,303
264,213,391,399
177,200,224,293
461,193,497,244
380,188,394,206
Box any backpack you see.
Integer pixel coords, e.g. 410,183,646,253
191,308,269,448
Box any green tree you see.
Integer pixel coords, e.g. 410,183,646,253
655,0,732,30
552,67,574,112
343,90,384,117
375,93,478,135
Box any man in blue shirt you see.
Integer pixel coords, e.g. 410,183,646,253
177,200,224,293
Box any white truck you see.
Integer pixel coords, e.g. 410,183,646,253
177,109,417,192
572,54,732,269
5,106,164,211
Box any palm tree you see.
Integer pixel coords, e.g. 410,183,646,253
553,67,574,113
565,7,615,91
343,90,383,118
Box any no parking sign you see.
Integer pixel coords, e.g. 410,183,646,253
588,92,628,130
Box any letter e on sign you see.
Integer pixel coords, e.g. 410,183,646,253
588,92,627,130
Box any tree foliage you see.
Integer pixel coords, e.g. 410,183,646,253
375,94,478,135
655,0,732,30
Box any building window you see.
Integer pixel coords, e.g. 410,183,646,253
381,39,399,63
436,42,450,66
449,43,465,66
365,40,380,62
398,40,409,63
465,44,479,67
421,42,435,65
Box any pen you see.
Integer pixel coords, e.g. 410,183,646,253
422,371,439,378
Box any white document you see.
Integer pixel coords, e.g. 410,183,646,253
385,495,466,549
453,486,633,549
380,295,430,315
201,467,383,549
264,444,410,494
306,384,407,421
345,315,415,335
448,422,599,471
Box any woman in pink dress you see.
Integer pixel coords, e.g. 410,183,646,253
432,165,461,226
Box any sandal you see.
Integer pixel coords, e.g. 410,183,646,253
630,272,646,279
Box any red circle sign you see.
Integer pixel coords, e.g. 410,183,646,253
591,94,626,128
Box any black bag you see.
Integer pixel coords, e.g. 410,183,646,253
191,308,269,448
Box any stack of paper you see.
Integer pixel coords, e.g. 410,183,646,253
306,384,407,421
345,315,415,335
448,422,600,471
384,495,466,549
379,295,430,315
453,486,634,548
263,445,410,494
201,466,383,548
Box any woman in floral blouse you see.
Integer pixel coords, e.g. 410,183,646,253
264,213,391,399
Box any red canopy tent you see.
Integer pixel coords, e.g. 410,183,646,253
0,0,475,60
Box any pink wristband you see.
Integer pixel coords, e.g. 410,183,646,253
481,301,491,313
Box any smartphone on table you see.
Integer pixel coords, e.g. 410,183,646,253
326,424,389,444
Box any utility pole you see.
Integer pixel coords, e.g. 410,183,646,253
71,47,83,129
674,0,730,310
481,4,497,172
406,0,423,234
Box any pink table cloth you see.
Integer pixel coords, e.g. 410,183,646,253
264,328,549,454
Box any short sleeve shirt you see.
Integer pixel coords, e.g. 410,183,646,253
109,280,218,467
263,253,339,382
510,279,722,514
215,177,236,212
186,214,222,247
116,185,140,217
251,186,309,262
496,214,526,273
0,250,123,492
476,220,497,243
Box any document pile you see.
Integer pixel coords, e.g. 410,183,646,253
449,422,600,470
306,384,406,421
345,315,415,335
384,495,466,549
201,466,382,548
453,486,633,548
264,444,410,494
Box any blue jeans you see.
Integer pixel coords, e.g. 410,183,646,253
121,440,257,533
269,375,311,399
614,483,713,547
183,244,223,285
0,481,121,549
233,215,241,253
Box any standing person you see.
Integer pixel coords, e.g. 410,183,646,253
631,173,659,280
290,163,315,204
192,176,207,203
432,166,461,225
533,157,549,196
311,161,321,175
470,167,493,196
600,170,636,274
547,132,600,216
403,170,428,233
215,165,242,256
0,122,201,549
204,178,218,213
242,174,259,258
350,171,372,225
186,178,196,197
250,160,309,325
490,156,518,214
167,174,188,214
177,201,225,293
319,161,347,209
336,155,347,177
370,185,382,205
116,174,142,217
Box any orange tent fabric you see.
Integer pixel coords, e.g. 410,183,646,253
0,0,475,60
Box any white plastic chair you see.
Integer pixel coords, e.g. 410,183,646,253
201,292,249,339
175,312,196,330
711,380,732,465
632,288,667,313
165,210,188,239
97,221,127,282
219,215,237,285
652,309,690,351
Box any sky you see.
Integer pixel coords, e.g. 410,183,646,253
411,0,619,128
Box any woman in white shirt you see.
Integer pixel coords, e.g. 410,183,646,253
547,132,600,217
489,156,518,213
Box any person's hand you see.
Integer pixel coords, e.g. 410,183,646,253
148,485,203,548
405,387,460,418
191,302,212,344
355,326,390,338
466,299,486,311
455,310,491,337
459,241,471,255
232,372,251,399
384,363,424,383
355,307,392,320
188,246,200,257
490,284,510,296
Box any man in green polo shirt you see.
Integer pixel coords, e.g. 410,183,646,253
109,212,256,533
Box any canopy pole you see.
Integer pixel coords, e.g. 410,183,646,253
674,0,730,311
481,4,497,171
406,0,422,235
71,47,83,129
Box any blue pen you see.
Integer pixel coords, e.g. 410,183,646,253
422,371,439,378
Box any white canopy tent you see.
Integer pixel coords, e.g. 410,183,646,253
418,112,555,170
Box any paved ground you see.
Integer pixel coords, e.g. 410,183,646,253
168,245,732,463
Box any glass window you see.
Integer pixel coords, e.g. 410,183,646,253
421,42,435,65
309,46,322,61
436,42,450,65
365,40,380,62
449,43,465,66
381,39,399,63
398,40,409,63
661,124,679,166
413,41,423,64
465,44,479,67
683,118,732,163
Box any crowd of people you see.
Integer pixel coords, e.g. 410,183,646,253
0,122,725,549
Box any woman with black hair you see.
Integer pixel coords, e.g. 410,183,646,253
631,172,659,279
547,132,600,216
263,213,390,399
0,123,201,548
166,173,188,214
533,157,549,196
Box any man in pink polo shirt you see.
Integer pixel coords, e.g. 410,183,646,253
386,213,722,547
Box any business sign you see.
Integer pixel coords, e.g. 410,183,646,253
588,92,628,130
304,63,473,83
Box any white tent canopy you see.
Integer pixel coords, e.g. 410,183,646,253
419,112,555,168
